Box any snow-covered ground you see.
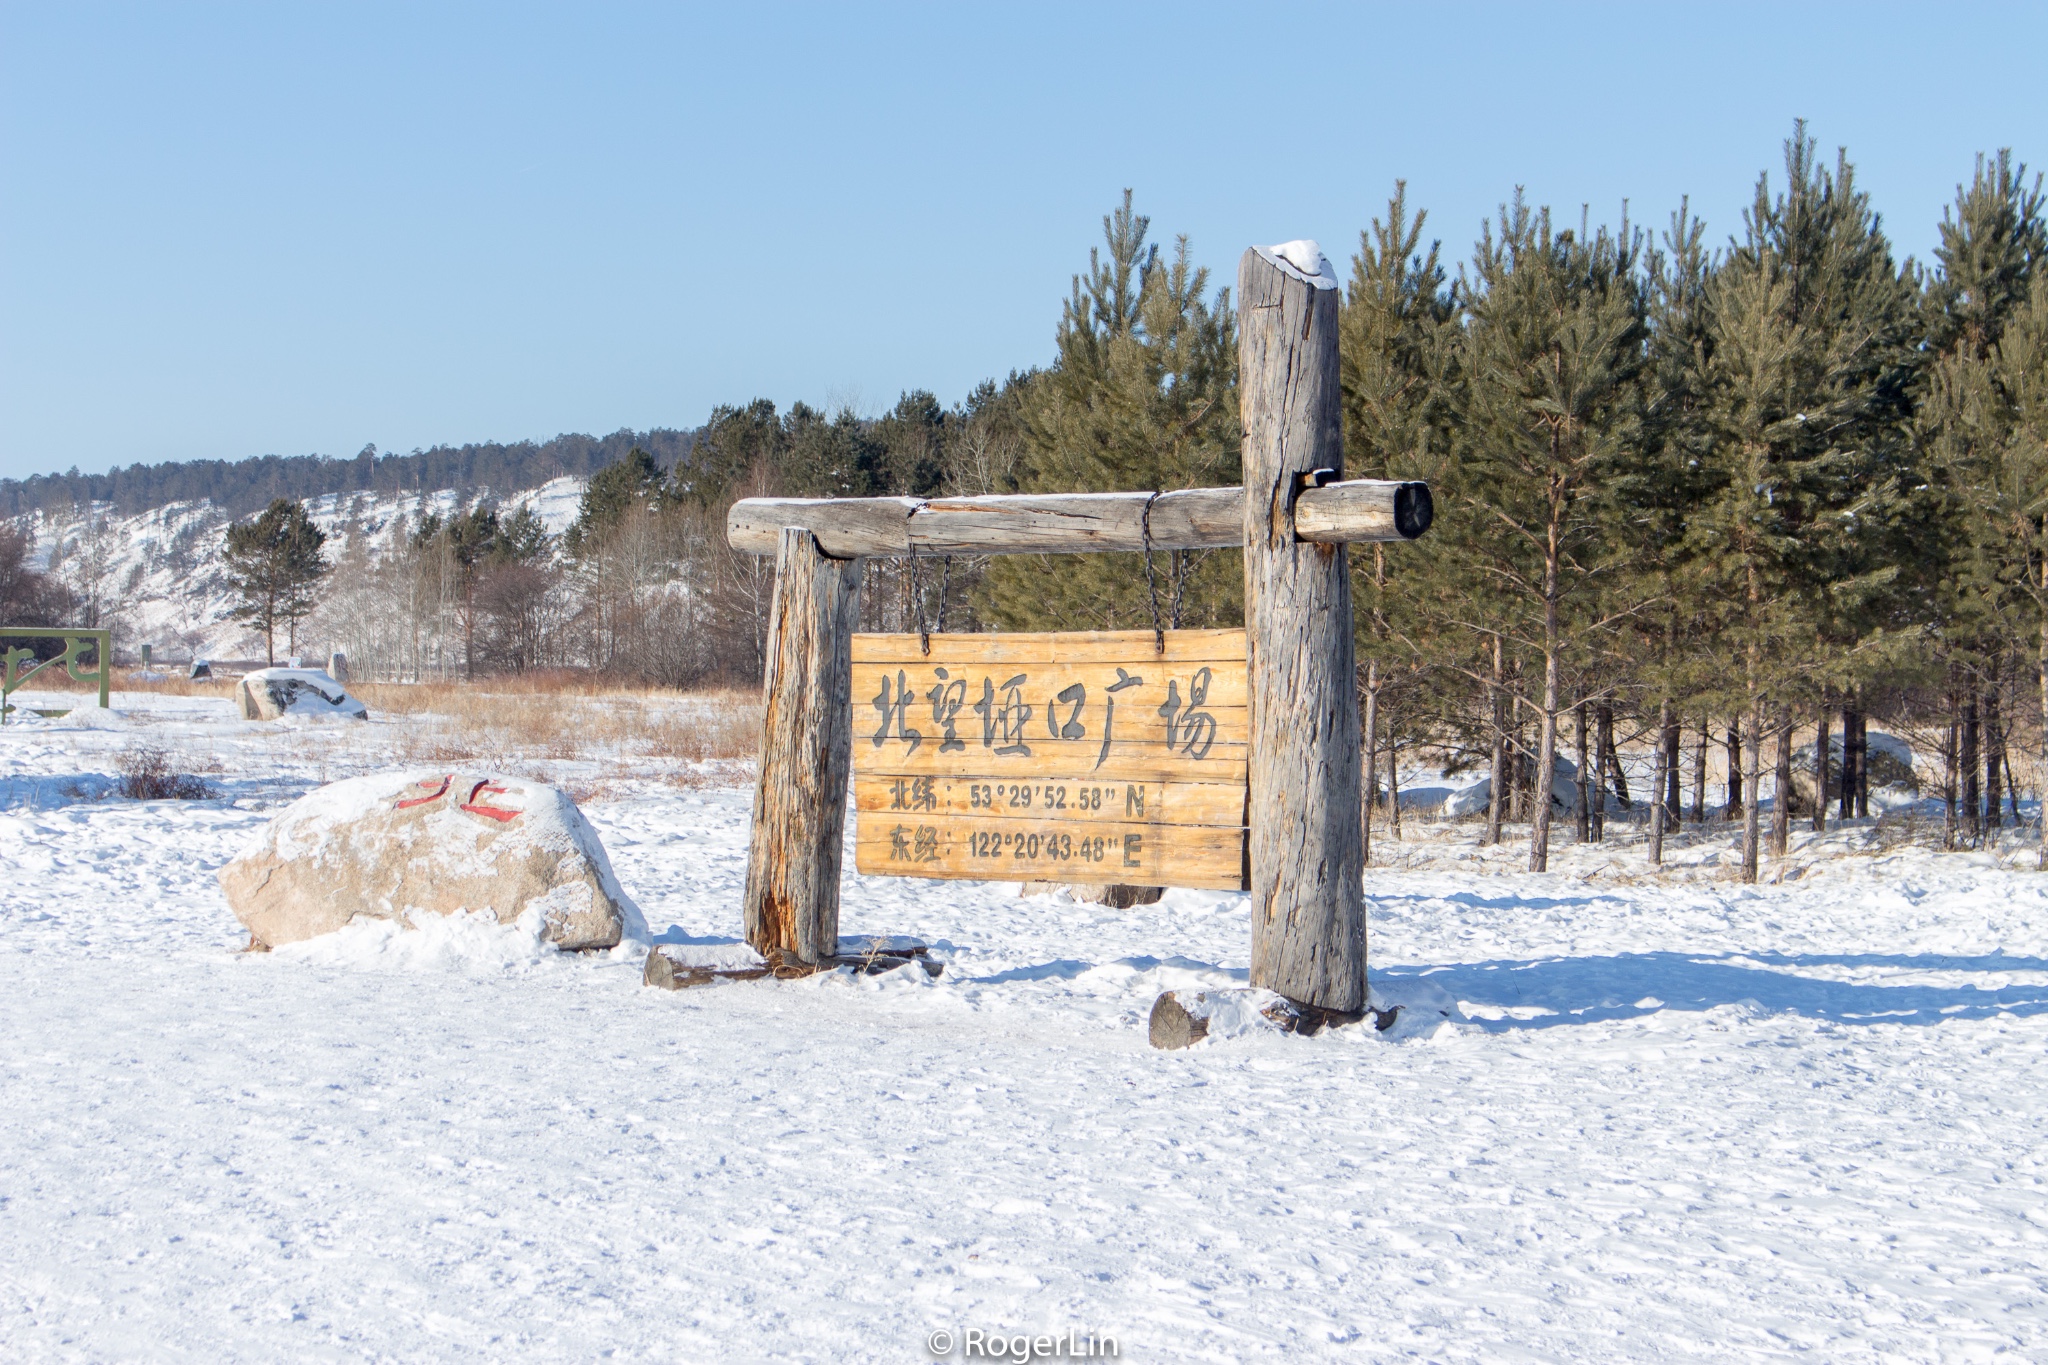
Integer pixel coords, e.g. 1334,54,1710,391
2,691,2045,1361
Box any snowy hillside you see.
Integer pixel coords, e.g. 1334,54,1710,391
23,477,586,662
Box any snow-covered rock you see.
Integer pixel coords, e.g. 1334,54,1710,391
219,770,643,951
1440,756,1583,819
235,667,368,721
1787,731,1919,813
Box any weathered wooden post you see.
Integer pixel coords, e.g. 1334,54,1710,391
741,528,862,969
1237,242,1366,1015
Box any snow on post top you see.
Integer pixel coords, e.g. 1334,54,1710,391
1253,239,1339,291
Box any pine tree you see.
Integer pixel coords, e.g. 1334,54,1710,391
1338,184,1459,857
1686,124,1923,879
1636,201,1721,857
1999,274,2048,863
1920,151,2047,853
1448,194,1648,872
564,447,666,557
223,498,328,664
976,192,1240,632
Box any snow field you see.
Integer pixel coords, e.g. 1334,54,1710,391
1,692,2045,1361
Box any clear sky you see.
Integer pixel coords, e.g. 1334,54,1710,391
2,1,2042,481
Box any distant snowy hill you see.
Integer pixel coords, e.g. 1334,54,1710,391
24,476,586,663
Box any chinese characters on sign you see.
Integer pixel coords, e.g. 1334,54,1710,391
851,630,1248,890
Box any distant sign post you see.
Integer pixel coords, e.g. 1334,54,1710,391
0,628,112,723
851,630,1248,890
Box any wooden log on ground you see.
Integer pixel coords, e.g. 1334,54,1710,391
1147,987,1365,1050
1237,243,1367,1015
741,528,862,969
1019,882,1165,907
645,935,940,989
837,934,944,977
726,480,1430,558
644,946,775,989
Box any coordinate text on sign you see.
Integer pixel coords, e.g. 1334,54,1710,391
850,630,1249,890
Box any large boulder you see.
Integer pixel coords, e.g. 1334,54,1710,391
235,667,367,721
220,770,638,950
1440,755,1584,820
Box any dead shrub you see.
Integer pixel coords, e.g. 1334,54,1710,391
117,745,213,800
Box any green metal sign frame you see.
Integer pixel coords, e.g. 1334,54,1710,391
0,628,111,722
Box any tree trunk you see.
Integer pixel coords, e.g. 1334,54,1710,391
1771,712,1793,857
1662,709,1681,825
1598,702,1625,805
1726,720,1743,819
1649,699,1670,866
1962,694,1981,847
1237,246,1364,1013
1531,667,1557,872
1573,703,1591,843
1854,707,1870,818
1530,491,1563,874
2040,582,2047,869
1839,704,1857,821
1592,702,1611,842
741,529,862,969
1812,707,1830,832
1691,720,1707,823
1485,637,1506,847
1360,663,1378,867
1741,696,1765,882
1943,712,1959,851
1985,685,2004,834
1388,748,1403,841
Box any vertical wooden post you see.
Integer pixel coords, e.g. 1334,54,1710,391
742,528,862,969
1238,245,1366,1014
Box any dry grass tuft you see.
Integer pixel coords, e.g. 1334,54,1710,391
356,681,759,768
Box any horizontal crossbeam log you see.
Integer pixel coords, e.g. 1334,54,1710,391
726,480,1431,557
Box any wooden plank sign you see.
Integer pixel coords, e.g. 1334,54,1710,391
851,630,1248,890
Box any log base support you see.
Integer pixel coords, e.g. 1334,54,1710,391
1019,882,1165,908
1147,987,1395,1050
645,938,942,991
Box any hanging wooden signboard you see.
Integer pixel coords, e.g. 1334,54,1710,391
850,629,1248,890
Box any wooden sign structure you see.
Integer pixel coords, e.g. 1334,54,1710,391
852,629,1248,890
730,241,1429,1018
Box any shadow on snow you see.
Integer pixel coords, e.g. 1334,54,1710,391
1379,950,2048,1030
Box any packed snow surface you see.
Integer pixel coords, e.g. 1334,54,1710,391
2,691,2046,1361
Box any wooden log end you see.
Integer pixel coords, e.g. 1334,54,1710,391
1148,991,1211,1050
1393,482,1433,539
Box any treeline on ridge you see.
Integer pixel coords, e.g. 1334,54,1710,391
0,429,701,521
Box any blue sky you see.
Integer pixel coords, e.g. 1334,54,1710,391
2,2,2042,481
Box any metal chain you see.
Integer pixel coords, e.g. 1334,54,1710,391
909,542,929,655
1141,491,1165,652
